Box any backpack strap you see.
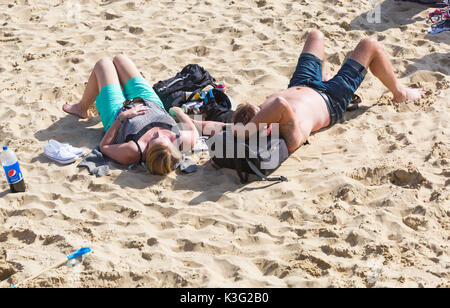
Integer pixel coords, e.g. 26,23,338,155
246,160,288,183
157,75,190,95
234,159,249,184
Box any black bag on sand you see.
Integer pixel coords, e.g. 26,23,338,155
207,130,289,183
153,64,216,110
203,89,234,123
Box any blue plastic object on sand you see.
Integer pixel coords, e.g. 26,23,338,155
67,247,91,260
10,247,91,288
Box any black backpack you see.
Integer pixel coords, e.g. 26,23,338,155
207,129,290,183
153,64,217,110
203,89,234,122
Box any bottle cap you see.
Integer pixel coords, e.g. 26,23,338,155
2,146,7,151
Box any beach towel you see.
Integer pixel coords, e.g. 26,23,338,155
428,18,450,33
78,147,111,177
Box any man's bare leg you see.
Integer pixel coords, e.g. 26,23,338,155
348,38,425,103
63,58,121,118
302,30,332,81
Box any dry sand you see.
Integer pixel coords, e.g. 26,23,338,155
0,0,449,288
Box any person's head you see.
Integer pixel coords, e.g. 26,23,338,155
232,103,260,125
145,132,182,176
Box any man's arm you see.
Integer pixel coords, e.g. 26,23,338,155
237,97,307,153
191,119,226,136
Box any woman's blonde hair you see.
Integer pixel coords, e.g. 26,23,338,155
145,142,182,176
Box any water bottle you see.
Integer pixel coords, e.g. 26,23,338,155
182,102,204,114
182,101,198,114
185,91,206,101
192,102,205,114
1,146,26,193
215,82,226,93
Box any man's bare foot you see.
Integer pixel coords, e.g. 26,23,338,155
62,102,89,119
394,87,426,103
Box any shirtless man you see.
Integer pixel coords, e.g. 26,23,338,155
191,30,425,154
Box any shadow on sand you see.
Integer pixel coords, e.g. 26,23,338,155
315,104,373,136
0,189,10,198
112,160,250,204
34,115,103,150
401,52,450,78
350,0,428,33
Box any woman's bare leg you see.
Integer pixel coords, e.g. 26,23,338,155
63,58,121,118
112,54,142,87
348,38,425,103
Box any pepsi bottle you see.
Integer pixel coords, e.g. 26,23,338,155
1,146,26,193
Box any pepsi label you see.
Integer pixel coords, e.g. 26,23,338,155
3,162,23,184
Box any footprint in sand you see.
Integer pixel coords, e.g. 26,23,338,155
188,46,210,57
125,2,136,9
56,40,72,47
256,0,267,8
11,229,38,245
102,12,121,20
71,57,83,64
0,262,16,282
390,168,428,189
259,17,274,25
41,234,65,246
256,32,269,41
129,26,144,35
403,215,427,231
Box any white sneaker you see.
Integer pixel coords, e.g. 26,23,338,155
48,140,85,157
43,140,85,165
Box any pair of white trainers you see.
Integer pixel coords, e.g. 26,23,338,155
44,140,86,165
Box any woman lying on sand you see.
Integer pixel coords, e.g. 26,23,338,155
194,30,426,153
63,54,199,175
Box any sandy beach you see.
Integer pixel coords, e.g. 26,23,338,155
0,0,449,288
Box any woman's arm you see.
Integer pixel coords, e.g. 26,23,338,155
99,119,138,164
99,105,149,164
191,119,226,136
169,107,200,152
99,117,122,149
100,142,139,165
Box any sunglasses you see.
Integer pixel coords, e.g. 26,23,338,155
123,97,145,107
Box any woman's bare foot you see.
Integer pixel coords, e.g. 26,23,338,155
62,102,89,119
394,87,426,103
